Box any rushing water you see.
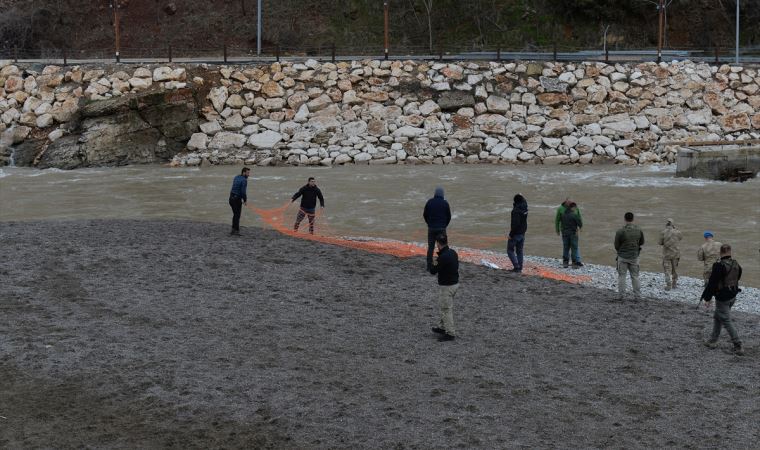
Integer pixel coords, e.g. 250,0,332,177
1,164,759,287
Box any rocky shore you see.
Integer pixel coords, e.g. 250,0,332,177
1,59,760,169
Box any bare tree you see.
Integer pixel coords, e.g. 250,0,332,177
420,0,433,52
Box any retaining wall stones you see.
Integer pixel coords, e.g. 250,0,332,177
1,59,760,168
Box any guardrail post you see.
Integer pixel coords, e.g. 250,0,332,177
276,44,280,62
331,43,336,63
63,47,68,65
553,39,557,62
605,46,609,63
438,46,443,61
14,46,18,63
552,19,557,62
714,45,720,65
168,44,173,63
496,47,501,61
223,42,228,63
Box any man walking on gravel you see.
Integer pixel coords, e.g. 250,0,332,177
615,212,645,300
423,186,451,273
430,233,459,342
291,177,325,234
702,244,744,356
228,167,250,236
698,231,722,286
659,218,682,290
507,194,528,273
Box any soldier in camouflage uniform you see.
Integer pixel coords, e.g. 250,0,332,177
697,231,722,286
658,218,682,290
614,212,645,300
702,244,744,356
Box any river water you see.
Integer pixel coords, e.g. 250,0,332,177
1,164,758,287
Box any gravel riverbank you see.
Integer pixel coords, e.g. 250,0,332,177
521,255,760,314
1,220,758,448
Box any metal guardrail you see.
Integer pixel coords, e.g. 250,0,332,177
2,46,759,66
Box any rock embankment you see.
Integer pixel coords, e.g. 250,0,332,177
1,59,759,168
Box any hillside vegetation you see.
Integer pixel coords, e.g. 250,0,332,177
0,0,758,57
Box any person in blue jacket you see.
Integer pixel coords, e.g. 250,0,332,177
228,167,249,236
423,186,451,273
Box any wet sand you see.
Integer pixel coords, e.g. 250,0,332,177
1,220,759,448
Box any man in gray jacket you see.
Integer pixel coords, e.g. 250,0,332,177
615,212,645,299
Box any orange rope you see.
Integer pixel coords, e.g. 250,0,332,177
247,202,590,284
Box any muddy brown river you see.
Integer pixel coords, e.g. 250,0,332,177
1,164,758,287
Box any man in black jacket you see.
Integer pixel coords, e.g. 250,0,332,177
702,244,744,355
430,233,459,342
292,177,325,234
423,186,451,273
507,194,528,273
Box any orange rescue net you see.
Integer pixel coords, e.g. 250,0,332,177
247,202,590,284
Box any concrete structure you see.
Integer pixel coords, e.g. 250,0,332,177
676,143,760,181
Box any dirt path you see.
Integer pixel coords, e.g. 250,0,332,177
1,220,758,448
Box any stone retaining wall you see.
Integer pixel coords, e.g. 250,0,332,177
1,59,760,168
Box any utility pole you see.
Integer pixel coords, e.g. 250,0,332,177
735,0,740,64
656,0,664,63
257,0,262,56
383,0,389,60
110,0,121,62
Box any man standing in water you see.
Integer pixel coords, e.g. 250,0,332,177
658,218,682,290
698,231,722,286
555,197,583,264
430,233,459,342
507,194,528,273
291,177,325,234
702,244,744,356
423,187,451,273
228,167,250,236
615,212,645,300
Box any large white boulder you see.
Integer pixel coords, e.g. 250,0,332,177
248,130,283,148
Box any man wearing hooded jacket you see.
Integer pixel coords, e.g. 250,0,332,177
423,187,451,273
507,194,528,273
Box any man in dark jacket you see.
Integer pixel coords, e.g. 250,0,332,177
430,233,459,342
292,177,325,234
228,167,250,236
560,202,583,268
423,186,451,273
555,197,583,262
507,194,528,273
702,244,744,355
614,212,645,299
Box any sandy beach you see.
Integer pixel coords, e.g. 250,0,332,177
1,219,759,448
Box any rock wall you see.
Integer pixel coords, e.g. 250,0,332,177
2,59,760,169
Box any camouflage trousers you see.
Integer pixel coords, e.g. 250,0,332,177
662,257,679,289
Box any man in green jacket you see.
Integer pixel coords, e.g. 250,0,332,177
555,198,583,263
615,212,645,300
